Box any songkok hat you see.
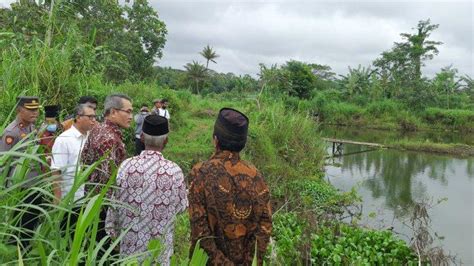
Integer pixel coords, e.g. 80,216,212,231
17,96,41,110
213,108,249,149
142,114,169,136
44,105,60,118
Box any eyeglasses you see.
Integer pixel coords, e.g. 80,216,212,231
115,108,133,115
78,114,97,120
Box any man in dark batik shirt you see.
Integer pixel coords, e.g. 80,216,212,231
188,108,272,265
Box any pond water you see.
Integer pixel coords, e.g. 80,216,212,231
321,126,474,264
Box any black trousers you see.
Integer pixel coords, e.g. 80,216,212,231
135,137,145,155
13,191,44,249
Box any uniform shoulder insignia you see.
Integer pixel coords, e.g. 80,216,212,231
5,136,14,145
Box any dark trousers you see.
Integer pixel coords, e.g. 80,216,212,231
135,137,145,155
13,191,44,249
96,207,118,260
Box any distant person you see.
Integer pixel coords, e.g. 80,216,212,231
81,94,132,255
38,105,62,158
134,104,149,155
62,96,98,131
158,99,170,120
188,108,272,265
106,114,187,264
51,104,97,202
152,98,162,115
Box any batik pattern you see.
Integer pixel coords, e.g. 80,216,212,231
81,120,126,196
188,150,272,266
106,151,188,265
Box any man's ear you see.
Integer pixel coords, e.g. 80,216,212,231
140,132,144,142
213,135,219,149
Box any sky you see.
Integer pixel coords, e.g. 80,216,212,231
1,0,472,77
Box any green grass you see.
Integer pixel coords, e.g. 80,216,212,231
388,140,474,157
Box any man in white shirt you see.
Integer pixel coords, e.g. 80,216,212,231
157,99,170,120
51,104,97,202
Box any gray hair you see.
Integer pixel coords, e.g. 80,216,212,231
104,94,131,117
143,133,168,148
73,104,93,122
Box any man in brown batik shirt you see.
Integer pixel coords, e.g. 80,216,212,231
188,108,272,265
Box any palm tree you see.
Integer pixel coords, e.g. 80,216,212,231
184,61,207,94
200,45,219,69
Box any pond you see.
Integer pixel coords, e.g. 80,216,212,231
321,126,474,264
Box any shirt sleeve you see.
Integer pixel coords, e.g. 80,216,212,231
255,173,273,264
51,136,68,170
0,131,16,152
188,165,233,265
105,162,126,238
173,166,188,214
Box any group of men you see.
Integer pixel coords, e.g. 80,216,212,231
0,94,272,265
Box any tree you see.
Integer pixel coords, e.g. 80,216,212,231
282,60,316,99
433,66,462,109
200,44,219,69
374,19,442,89
184,61,208,94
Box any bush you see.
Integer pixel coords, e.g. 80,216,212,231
311,224,417,265
365,100,402,117
270,212,306,264
423,108,474,130
319,102,364,124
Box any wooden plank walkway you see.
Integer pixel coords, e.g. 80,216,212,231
322,138,385,148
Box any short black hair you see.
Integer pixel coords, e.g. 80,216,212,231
78,96,98,105
160,99,169,103
214,134,246,152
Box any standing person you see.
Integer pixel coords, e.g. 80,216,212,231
81,94,132,253
51,104,97,202
62,96,98,131
188,108,272,265
106,115,188,264
133,104,149,155
158,99,170,120
151,98,161,115
0,96,41,249
38,105,62,159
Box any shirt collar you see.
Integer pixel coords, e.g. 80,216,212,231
70,125,86,138
104,119,123,138
211,150,240,161
140,150,164,159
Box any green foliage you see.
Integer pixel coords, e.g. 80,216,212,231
200,44,219,69
365,100,402,117
311,224,417,265
318,102,364,125
423,107,474,130
270,212,305,264
184,61,208,94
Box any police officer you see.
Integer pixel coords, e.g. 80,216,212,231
0,96,41,249
0,96,40,152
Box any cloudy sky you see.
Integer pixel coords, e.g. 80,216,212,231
150,0,473,77
1,0,472,77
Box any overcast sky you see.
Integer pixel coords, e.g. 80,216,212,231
1,0,472,77
150,0,473,77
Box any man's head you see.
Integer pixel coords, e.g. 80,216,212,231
104,94,133,129
16,96,40,125
153,99,162,109
44,105,61,132
140,104,149,113
213,108,249,153
141,114,169,150
78,96,98,111
160,99,169,109
74,104,96,134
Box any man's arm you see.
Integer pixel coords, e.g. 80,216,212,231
255,174,273,264
51,138,69,202
188,165,233,265
173,167,188,214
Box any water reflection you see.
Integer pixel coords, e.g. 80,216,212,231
320,125,474,146
325,143,474,264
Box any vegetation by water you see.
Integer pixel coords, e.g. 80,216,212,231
1,1,471,264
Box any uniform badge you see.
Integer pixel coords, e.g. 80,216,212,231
5,136,14,145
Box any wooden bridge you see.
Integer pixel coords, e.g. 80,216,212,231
322,138,385,158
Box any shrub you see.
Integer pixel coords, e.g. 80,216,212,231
423,108,474,130
365,100,402,117
311,224,417,265
319,102,364,124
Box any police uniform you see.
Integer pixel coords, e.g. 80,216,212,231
0,96,39,152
